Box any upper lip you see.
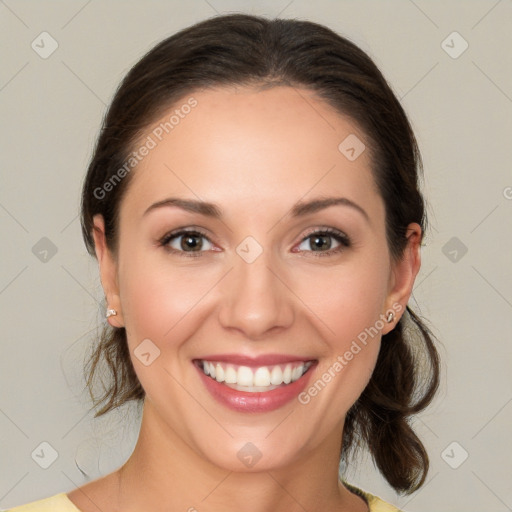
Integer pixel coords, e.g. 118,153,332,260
195,353,316,367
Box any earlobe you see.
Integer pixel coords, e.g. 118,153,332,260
381,223,422,334
92,214,125,328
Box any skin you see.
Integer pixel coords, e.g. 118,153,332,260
68,85,421,512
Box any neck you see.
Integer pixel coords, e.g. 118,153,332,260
113,399,367,512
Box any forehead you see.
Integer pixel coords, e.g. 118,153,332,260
121,85,383,223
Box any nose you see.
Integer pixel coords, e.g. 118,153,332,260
217,250,295,340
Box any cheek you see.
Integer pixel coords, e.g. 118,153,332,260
117,256,222,409
118,251,221,353
294,254,390,343
291,255,389,409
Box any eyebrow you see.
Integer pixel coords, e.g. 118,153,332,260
144,197,222,218
290,196,369,222
143,196,369,222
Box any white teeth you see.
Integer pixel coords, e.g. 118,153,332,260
270,366,283,385
283,364,292,384
237,366,253,386
215,363,225,383
292,363,304,381
200,360,311,391
253,367,271,387
224,366,237,384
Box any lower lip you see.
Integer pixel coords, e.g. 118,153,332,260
195,363,316,413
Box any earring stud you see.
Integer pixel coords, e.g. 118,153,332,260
106,308,117,318
386,311,395,323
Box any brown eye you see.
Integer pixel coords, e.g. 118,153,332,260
161,230,214,254
178,233,204,251
297,229,350,255
307,234,333,251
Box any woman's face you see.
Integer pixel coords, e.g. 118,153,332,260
94,85,420,471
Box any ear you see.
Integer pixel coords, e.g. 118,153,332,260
92,214,124,328
381,222,422,335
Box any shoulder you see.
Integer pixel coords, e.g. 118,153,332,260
343,480,403,512
5,493,81,512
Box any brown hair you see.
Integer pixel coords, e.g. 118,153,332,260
80,13,440,495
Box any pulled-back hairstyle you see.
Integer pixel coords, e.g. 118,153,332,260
80,13,440,495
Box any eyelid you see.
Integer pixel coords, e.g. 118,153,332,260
299,226,350,244
159,227,217,257
294,226,351,257
160,226,206,240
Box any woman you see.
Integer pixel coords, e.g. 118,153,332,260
10,13,439,512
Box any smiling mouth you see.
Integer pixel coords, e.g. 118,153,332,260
196,359,315,393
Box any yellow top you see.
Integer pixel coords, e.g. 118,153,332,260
6,493,80,512
345,482,402,512
6,484,401,512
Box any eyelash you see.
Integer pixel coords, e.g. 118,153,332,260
158,227,351,258
159,228,213,259
298,227,351,257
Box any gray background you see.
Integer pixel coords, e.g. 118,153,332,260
1,1,511,511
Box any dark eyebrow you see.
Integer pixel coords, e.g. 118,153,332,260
290,196,369,222
144,198,222,218
143,196,369,222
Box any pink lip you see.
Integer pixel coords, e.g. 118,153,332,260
194,359,317,413
197,353,313,367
